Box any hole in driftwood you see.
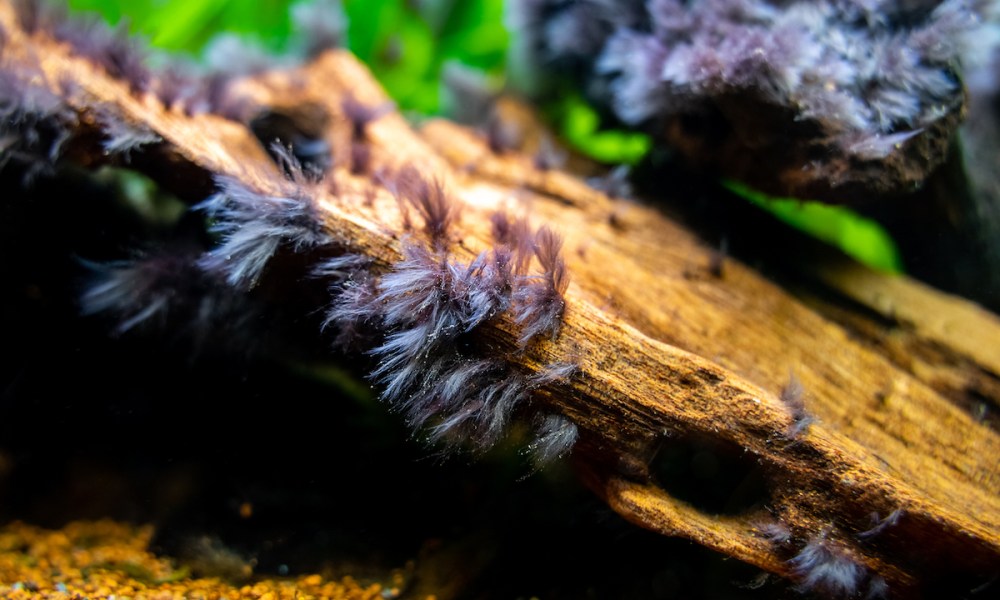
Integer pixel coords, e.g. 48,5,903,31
249,105,332,177
648,431,770,516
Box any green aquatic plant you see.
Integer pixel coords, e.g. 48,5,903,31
67,0,509,115
724,180,904,274
547,91,651,165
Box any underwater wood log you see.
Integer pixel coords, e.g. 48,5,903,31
1,3,998,597
505,0,981,205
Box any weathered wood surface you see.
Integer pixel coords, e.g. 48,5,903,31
421,117,1000,594
2,2,998,596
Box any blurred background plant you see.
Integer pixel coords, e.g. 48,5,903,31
67,0,510,115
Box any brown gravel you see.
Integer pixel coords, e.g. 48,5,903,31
0,520,421,600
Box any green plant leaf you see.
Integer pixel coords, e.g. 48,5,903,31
723,180,905,273
551,93,652,165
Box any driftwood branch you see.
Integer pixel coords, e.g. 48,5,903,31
2,2,998,597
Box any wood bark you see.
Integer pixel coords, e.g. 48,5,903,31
2,3,998,596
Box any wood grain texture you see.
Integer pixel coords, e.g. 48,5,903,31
2,3,997,595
